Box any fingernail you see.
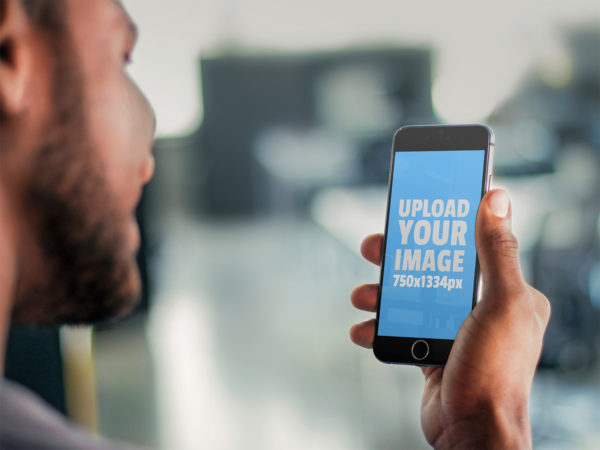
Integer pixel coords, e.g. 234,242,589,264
489,190,510,218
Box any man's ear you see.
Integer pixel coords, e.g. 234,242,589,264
0,0,31,118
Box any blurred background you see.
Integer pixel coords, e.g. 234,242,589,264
5,0,600,448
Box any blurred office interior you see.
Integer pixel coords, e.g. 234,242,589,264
4,0,600,449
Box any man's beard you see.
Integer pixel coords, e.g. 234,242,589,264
10,35,141,326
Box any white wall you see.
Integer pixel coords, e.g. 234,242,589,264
122,0,600,137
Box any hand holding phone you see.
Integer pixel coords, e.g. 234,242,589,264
350,189,551,448
374,125,493,365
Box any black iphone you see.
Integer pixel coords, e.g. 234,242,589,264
373,124,494,366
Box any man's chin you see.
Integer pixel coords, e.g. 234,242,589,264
109,261,143,321
11,259,143,327
83,257,143,325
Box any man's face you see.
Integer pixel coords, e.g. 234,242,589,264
11,0,155,325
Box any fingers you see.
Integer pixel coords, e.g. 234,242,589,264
421,366,442,380
360,234,383,266
349,319,376,348
475,189,525,296
351,235,381,350
351,283,378,312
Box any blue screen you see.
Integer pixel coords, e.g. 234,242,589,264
378,150,485,340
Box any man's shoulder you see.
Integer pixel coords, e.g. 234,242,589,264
0,378,138,450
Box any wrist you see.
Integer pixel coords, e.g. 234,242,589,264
480,401,531,449
435,400,532,450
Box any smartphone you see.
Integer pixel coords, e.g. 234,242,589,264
373,124,494,366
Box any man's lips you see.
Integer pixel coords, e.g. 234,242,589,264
127,216,140,252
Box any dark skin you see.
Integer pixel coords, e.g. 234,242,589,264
0,0,154,369
350,189,551,449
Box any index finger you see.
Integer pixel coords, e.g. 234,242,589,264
360,234,383,266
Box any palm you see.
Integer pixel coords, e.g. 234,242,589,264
419,310,502,445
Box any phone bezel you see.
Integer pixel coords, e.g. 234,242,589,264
373,124,494,366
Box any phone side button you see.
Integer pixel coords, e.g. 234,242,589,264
411,339,430,361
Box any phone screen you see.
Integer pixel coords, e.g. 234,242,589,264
378,149,485,340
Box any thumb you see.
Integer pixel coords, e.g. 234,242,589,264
475,189,525,296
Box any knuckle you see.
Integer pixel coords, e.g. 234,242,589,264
513,287,551,327
488,284,551,335
533,289,551,323
486,227,520,259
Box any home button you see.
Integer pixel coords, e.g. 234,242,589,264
411,340,429,361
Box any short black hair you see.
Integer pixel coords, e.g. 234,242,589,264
21,0,65,31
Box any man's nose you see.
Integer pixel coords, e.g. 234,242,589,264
141,101,157,184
